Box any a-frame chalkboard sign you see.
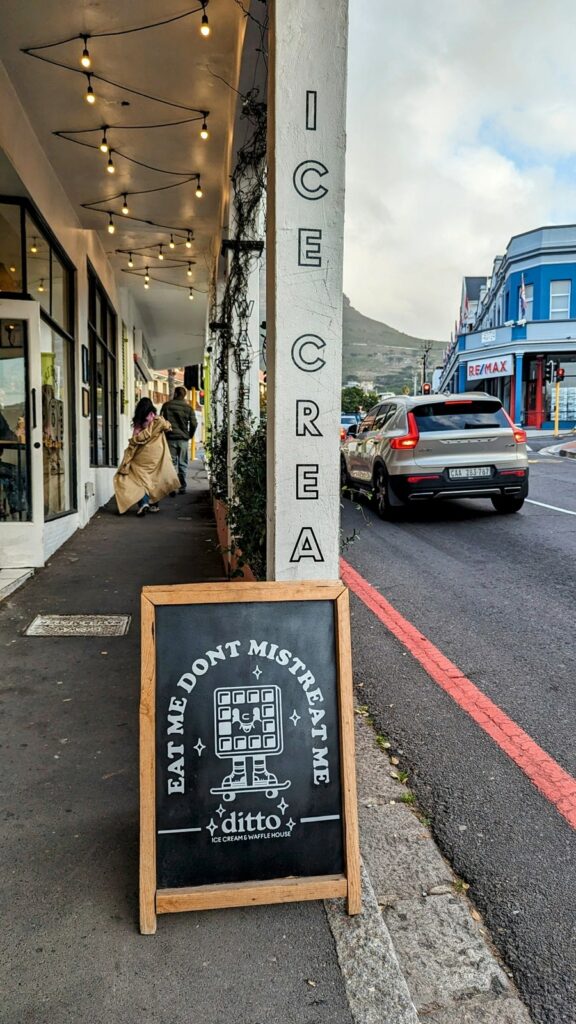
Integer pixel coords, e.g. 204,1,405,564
139,580,361,933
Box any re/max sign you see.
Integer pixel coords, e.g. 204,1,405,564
466,354,513,380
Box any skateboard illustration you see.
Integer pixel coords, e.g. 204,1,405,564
210,684,291,802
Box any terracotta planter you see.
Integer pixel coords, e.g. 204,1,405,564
213,497,257,581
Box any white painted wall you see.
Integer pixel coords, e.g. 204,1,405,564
0,62,149,568
266,0,348,580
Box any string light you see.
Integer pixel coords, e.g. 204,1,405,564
200,117,209,140
80,36,91,69
107,152,115,174
189,288,194,300
9,265,16,273
158,245,164,260
200,4,210,37
169,234,175,249
85,74,95,103
30,238,38,254
195,178,203,198
99,130,109,153
107,212,115,234
122,195,129,215
187,263,193,277
144,280,149,289
185,231,192,248
144,267,150,283
127,253,134,268
38,279,45,293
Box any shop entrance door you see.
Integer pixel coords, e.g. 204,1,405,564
525,357,544,428
0,302,45,568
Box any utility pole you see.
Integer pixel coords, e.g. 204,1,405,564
420,341,432,391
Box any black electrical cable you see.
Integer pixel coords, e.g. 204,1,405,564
55,133,201,177
21,4,208,50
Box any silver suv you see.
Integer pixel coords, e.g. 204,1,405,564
341,393,529,517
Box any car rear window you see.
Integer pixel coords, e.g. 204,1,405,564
413,400,510,431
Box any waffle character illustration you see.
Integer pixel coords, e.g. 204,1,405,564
210,685,291,801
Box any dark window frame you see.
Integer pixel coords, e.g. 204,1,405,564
87,261,118,467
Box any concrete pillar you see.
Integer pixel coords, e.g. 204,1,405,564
266,0,348,581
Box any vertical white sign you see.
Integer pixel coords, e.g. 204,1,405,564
266,0,349,581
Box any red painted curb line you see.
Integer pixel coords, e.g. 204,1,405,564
341,557,576,831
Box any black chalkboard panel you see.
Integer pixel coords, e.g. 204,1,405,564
139,582,360,933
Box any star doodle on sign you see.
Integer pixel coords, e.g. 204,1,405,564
216,804,226,818
277,798,289,814
290,710,301,726
206,818,218,836
194,738,206,757
253,664,262,680
286,818,296,832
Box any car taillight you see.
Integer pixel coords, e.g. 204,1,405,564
340,427,346,441
502,409,527,443
390,411,419,450
501,469,526,477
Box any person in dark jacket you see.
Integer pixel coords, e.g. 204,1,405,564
160,386,197,494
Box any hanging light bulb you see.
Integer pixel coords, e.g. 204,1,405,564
158,245,164,260
195,178,203,199
38,279,45,293
30,237,38,254
99,130,109,153
200,4,210,37
189,288,194,300
185,231,192,249
144,281,149,290
127,253,134,268
107,152,115,174
144,268,150,283
85,74,95,104
107,213,115,234
81,36,91,68
200,118,209,140
187,263,193,278
169,235,175,249
122,195,129,215
9,265,16,273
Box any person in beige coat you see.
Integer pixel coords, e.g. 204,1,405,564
114,398,180,516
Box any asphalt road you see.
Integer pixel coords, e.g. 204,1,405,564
342,440,576,1024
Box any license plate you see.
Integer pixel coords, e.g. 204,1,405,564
448,466,491,479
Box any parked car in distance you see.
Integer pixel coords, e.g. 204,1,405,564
340,413,358,441
340,393,528,518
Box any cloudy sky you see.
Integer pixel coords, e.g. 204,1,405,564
344,0,576,340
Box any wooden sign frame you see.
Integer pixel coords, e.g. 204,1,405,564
139,580,361,934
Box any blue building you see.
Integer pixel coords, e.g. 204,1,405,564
440,225,576,428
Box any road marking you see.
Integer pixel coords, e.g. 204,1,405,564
526,499,576,515
341,557,576,831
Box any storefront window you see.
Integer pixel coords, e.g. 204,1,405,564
88,266,117,466
0,319,30,522
40,321,73,518
26,213,51,317
0,204,23,293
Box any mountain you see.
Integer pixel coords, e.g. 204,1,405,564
342,295,446,392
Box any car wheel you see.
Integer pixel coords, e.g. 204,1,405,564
340,456,352,492
491,495,525,514
373,466,400,520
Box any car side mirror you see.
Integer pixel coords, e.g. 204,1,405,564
347,423,358,436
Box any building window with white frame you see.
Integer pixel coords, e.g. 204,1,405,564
550,280,571,320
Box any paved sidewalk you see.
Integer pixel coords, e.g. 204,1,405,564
0,465,535,1023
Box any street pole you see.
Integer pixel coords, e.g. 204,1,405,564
190,386,197,460
554,380,560,438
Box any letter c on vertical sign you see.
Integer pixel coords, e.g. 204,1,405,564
291,335,326,373
293,160,329,201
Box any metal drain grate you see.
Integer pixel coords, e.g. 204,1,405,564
25,614,131,637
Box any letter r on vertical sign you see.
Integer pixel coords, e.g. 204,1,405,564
296,400,322,437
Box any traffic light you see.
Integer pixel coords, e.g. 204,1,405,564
545,360,555,383
556,366,565,383
422,381,432,395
